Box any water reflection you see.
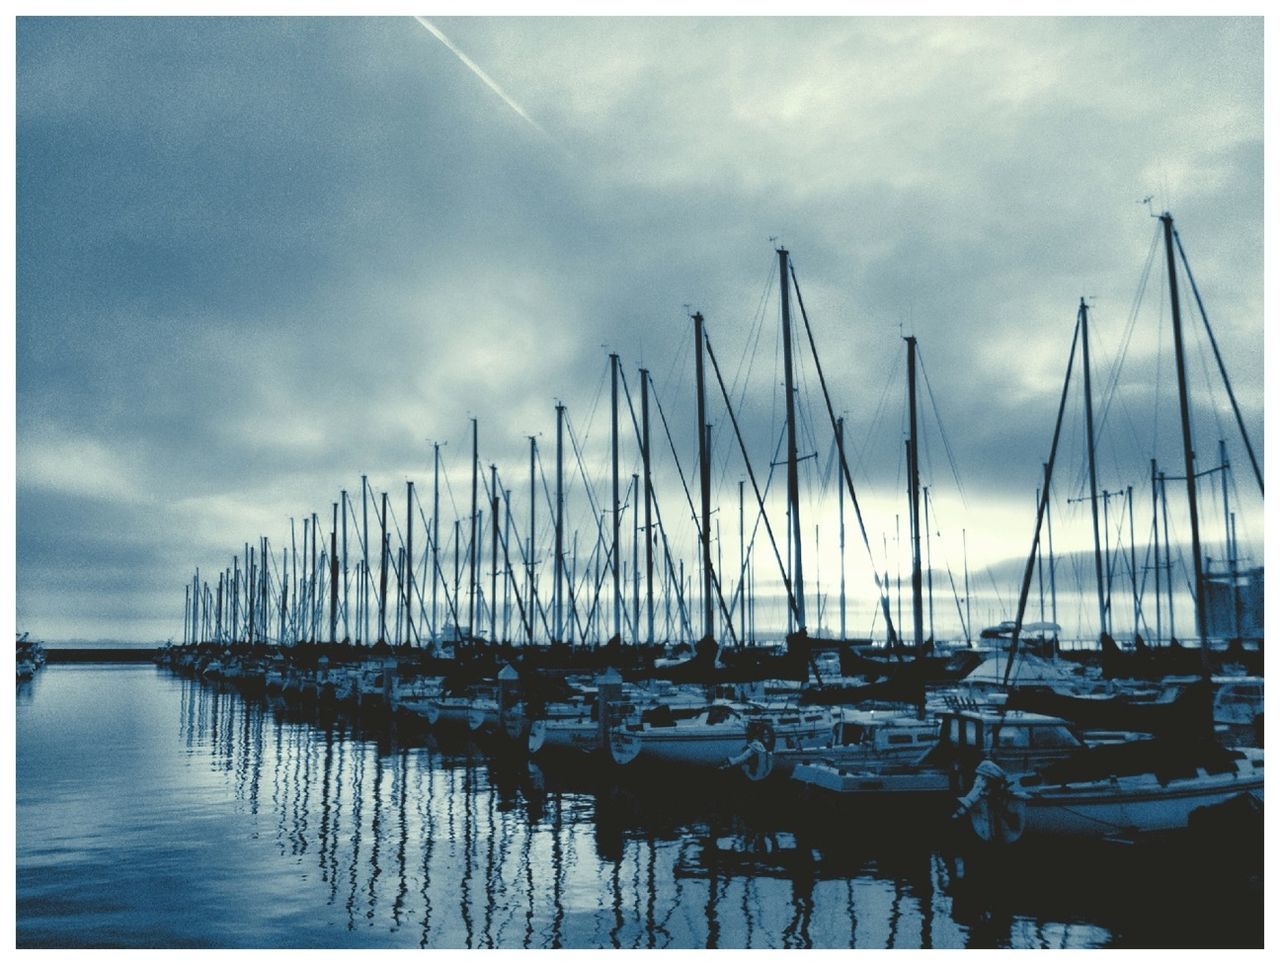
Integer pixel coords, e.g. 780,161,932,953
21,667,1256,949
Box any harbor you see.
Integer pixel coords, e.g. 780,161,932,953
16,662,1263,948
14,14,1264,952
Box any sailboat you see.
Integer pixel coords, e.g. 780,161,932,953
956,739,1263,843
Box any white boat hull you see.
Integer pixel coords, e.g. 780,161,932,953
611,711,833,769
791,762,951,796
1022,774,1264,837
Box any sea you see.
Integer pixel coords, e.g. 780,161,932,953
16,662,1263,949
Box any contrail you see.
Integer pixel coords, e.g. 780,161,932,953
413,16,557,147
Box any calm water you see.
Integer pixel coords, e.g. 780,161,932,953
16,665,1262,948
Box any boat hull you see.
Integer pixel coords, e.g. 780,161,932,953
1022,777,1264,837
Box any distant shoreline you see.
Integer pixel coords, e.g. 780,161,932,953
45,648,158,663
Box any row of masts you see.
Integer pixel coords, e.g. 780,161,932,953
182,247,848,649
184,216,1257,655
1004,211,1260,682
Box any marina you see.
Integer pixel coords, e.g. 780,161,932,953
15,663,1263,948
14,14,1264,951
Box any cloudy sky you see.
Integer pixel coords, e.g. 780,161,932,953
14,15,1264,644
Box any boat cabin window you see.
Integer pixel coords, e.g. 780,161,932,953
1028,725,1080,749
642,704,677,727
839,724,868,745
887,734,915,746
706,705,734,726
990,725,1029,748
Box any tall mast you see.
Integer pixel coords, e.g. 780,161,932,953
779,248,807,632
906,336,923,647
232,556,240,644
555,402,565,642
737,479,745,643
1160,471,1175,640
610,352,622,642
329,505,338,643
289,519,298,642
270,562,278,646
1161,212,1208,662
1220,438,1241,643
491,464,499,642
640,369,655,644
632,472,640,644
341,490,349,642
362,476,370,645
378,492,389,642
837,417,847,640
469,418,479,643
1152,459,1162,645
528,435,537,645
431,447,440,645
310,513,319,637
1079,298,1108,640
406,481,415,645
693,311,715,642
247,548,256,643
503,487,513,641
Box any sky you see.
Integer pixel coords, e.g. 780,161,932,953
13,14,1265,644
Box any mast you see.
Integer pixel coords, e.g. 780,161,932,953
779,249,807,633
962,528,972,646
1079,298,1108,640
1160,470,1175,640
406,481,415,645
378,492,389,643
738,479,746,644
610,353,622,642
247,548,256,643
632,472,640,644
330,504,338,643
491,464,499,642
837,417,847,640
362,476,370,645
310,513,319,637
1152,459,1162,645
906,336,923,647
341,490,349,642
469,418,479,643
503,487,513,642
1161,212,1209,662
528,436,537,645
640,369,655,645
301,523,308,639
232,555,240,644
555,402,565,642
290,519,298,642
693,311,715,642
1220,438,1241,643
432,446,441,645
